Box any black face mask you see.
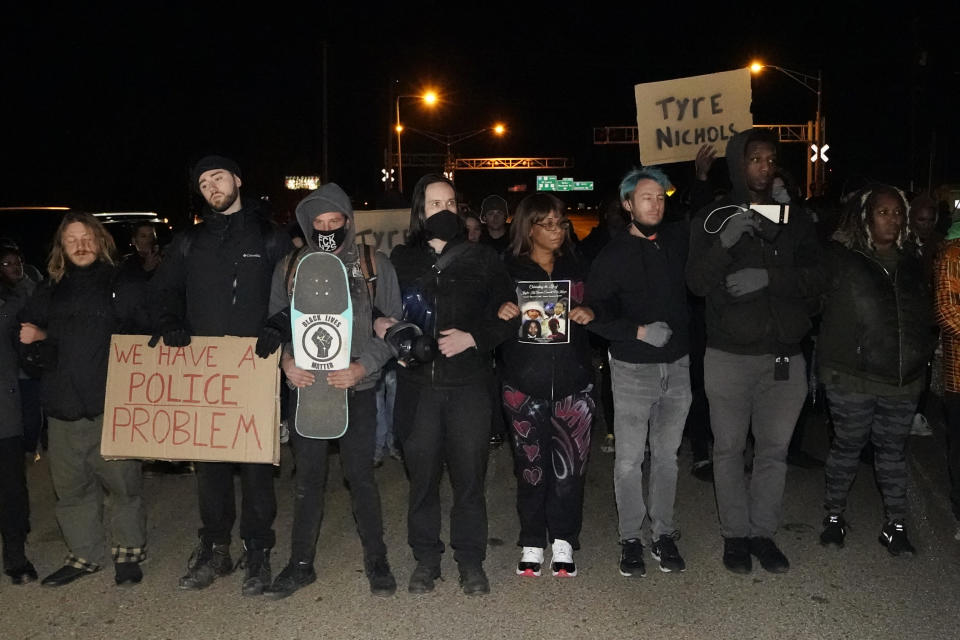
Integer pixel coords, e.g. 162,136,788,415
632,219,661,236
312,227,347,252
423,210,463,242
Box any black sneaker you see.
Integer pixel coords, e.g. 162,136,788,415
820,514,847,548
650,535,686,573
407,562,441,595
114,562,143,586
722,537,752,574
458,563,490,596
263,561,316,599
879,520,916,557
239,545,271,596
691,459,714,483
618,538,645,577
366,556,397,597
178,543,233,590
748,537,789,573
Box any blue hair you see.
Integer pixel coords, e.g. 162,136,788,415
618,166,671,201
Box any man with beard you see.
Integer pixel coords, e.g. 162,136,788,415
150,155,291,595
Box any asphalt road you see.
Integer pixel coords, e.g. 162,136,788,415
3,402,960,640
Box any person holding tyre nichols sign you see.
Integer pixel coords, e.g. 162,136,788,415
263,182,403,599
149,155,292,596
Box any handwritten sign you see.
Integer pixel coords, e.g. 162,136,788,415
634,69,753,165
353,209,410,255
101,335,280,464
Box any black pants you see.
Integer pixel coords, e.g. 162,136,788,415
0,436,30,569
195,459,276,549
944,392,960,521
395,378,490,567
287,388,385,565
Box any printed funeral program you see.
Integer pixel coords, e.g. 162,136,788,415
517,280,571,345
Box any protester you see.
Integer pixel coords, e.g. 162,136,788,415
818,185,936,555
388,174,514,595
934,205,960,542
0,245,37,585
495,193,596,578
686,128,826,574
19,212,149,587
150,155,291,595
479,194,511,255
463,212,483,243
587,167,691,576
264,182,402,599
118,221,162,281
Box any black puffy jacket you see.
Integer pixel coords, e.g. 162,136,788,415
390,239,514,387
19,261,148,420
817,242,937,387
150,204,291,338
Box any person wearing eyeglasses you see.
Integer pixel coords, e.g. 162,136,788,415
496,193,596,578
585,167,692,577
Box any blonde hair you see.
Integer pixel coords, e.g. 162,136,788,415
47,212,117,282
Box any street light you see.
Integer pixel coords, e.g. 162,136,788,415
395,89,439,193
750,61,824,194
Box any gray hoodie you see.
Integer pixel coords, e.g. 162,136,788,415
269,183,401,390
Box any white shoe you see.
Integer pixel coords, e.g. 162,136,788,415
516,547,543,577
910,414,933,437
551,539,577,577
954,526,960,542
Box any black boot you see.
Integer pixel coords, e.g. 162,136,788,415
178,542,233,590
240,542,271,597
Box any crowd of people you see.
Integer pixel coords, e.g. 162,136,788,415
0,129,957,598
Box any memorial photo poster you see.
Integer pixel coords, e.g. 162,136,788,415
516,280,571,344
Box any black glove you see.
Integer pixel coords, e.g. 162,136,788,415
719,212,759,249
255,308,292,358
148,317,191,348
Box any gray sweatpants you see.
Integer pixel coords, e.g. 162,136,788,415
705,349,807,539
48,415,146,569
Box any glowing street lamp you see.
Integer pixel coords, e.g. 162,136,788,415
395,89,440,193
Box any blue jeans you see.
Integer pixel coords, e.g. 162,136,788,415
610,355,692,540
374,369,397,459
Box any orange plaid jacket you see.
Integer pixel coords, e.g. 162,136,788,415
935,240,960,393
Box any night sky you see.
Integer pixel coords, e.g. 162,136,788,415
2,4,955,226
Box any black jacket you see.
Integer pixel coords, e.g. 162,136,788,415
19,261,148,420
686,129,827,356
391,239,514,387
499,252,593,400
151,204,291,337
818,242,936,386
586,221,690,363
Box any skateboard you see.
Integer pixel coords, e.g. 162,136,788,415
290,251,353,439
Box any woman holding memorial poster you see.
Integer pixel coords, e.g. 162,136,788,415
18,212,149,588
496,193,597,578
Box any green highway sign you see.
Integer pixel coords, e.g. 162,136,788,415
536,176,594,192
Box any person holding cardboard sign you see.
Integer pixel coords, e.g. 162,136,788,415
19,212,150,587
150,155,291,596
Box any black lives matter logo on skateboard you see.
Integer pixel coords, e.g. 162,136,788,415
290,252,353,439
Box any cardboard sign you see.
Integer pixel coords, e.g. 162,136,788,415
101,335,280,464
634,69,753,165
353,209,410,255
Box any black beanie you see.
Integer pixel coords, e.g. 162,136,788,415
191,155,241,192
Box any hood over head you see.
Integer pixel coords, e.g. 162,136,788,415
724,127,781,205
295,182,357,261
